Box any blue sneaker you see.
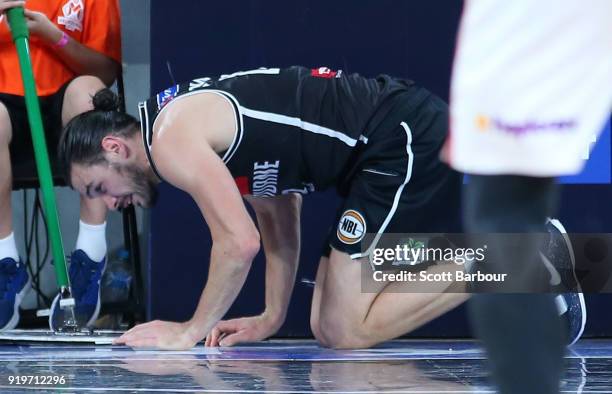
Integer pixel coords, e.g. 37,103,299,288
49,250,106,330
0,258,30,331
542,218,587,346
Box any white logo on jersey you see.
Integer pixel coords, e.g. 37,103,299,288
252,161,280,197
58,0,84,32
189,78,212,91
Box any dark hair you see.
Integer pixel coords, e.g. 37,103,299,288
58,88,139,183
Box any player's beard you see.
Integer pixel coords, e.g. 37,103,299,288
113,162,158,208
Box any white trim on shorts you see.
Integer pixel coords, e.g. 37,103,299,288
349,121,414,259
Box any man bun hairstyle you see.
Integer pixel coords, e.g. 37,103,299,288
58,88,140,185
92,88,120,112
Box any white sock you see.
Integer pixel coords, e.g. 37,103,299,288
75,220,107,262
555,294,568,315
0,232,20,261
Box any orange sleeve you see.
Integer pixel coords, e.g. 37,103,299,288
80,0,122,63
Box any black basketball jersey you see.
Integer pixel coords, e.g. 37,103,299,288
138,66,429,196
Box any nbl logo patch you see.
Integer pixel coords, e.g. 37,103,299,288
337,210,366,244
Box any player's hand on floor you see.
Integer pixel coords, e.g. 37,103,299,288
114,320,198,350
205,315,279,347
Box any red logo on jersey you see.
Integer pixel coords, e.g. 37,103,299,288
311,67,340,79
235,176,250,195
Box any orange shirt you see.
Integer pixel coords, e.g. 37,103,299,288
0,0,121,96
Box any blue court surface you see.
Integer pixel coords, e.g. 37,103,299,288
0,339,610,393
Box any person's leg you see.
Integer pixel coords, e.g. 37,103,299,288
465,175,564,394
0,101,16,246
313,248,468,349
61,76,108,262
309,255,329,347
0,100,29,330
309,92,469,348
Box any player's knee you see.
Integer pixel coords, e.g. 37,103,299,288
319,328,368,349
311,325,329,348
318,315,368,349
310,314,329,347
68,75,106,95
63,75,105,115
0,102,12,146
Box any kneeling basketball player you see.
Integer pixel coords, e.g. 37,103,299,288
57,66,580,350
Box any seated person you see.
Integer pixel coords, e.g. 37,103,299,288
0,0,121,330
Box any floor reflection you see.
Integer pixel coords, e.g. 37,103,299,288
0,339,610,393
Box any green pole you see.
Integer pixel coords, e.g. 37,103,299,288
6,8,72,299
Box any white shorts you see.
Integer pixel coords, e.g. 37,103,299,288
446,0,612,177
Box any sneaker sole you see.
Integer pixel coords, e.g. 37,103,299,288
48,293,60,331
0,275,31,331
48,259,106,330
548,218,587,345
